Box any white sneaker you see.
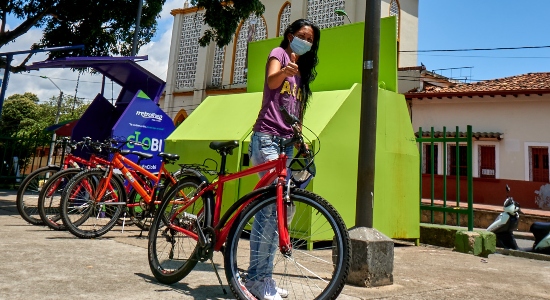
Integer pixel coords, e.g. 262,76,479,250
245,278,286,300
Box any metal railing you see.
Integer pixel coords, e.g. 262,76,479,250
417,125,474,231
0,133,64,187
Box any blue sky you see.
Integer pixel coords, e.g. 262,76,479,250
2,0,549,101
415,0,550,82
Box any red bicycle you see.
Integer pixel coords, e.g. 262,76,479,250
58,139,202,239
16,138,101,225
147,108,350,299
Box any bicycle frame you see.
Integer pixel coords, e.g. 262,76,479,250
44,154,111,198
170,152,292,253
97,152,179,206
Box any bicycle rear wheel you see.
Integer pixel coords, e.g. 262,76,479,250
60,168,125,239
127,171,165,231
148,176,209,284
224,188,350,300
38,168,82,230
17,166,61,225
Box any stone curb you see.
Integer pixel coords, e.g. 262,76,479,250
495,247,550,261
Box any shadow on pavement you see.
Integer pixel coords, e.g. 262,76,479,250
134,272,234,299
0,189,18,217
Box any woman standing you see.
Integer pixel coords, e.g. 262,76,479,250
246,19,321,300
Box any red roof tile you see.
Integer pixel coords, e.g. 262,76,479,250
406,72,550,98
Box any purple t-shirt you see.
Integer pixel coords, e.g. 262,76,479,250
252,47,302,138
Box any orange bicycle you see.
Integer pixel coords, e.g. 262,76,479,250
147,108,350,299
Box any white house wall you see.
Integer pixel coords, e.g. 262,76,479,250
412,94,550,180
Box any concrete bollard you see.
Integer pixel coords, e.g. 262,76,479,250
346,227,394,287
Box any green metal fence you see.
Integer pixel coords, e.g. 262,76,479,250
0,133,60,187
417,125,474,231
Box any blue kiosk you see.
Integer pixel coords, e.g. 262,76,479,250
27,56,175,171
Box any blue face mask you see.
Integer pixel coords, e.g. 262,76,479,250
289,35,312,56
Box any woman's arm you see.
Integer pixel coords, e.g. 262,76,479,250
266,55,299,90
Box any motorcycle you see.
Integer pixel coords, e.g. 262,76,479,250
487,185,550,254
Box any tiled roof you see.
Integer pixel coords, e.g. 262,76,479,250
406,72,550,98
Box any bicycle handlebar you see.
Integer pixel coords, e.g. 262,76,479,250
279,107,310,156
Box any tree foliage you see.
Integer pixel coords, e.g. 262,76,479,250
190,0,265,47
0,0,166,72
0,92,89,138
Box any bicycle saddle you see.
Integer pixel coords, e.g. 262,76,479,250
158,152,180,162
120,150,154,160
209,140,239,154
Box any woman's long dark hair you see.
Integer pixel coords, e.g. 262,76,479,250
280,19,320,119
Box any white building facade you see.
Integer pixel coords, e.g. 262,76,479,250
163,0,419,123
406,73,550,209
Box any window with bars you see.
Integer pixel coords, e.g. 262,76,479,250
389,0,400,65
479,145,496,178
210,46,225,88
278,3,292,36
176,13,204,90
449,145,468,176
306,0,345,29
232,15,267,85
531,147,549,182
423,143,438,175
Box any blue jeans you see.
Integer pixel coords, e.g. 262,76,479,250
247,132,293,281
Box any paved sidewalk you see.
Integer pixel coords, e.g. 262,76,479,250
1,189,550,300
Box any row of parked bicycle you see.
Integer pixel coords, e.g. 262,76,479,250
14,111,351,300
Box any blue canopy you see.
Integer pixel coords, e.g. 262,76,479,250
26,56,165,104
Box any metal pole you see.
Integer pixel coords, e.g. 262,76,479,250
132,0,144,56
355,0,381,228
0,54,13,119
47,90,63,166
41,76,63,166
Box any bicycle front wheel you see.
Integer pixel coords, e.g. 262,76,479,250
38,168,82,231
224,188,350,300
17,166,61,225
148,176,209,284
60,168,126,239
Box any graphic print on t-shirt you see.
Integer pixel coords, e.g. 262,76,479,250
279,79,302,118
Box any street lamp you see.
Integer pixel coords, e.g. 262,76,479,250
132,0,144,56
335,9,352,23
40,76,64,166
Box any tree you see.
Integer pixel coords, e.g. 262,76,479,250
0,93,40,137
0,92,89,138
190,0,265,47
0,92,90,180
0,0,166,72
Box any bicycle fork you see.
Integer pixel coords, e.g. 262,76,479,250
277,178,292,256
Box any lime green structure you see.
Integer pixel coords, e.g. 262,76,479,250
165,17,420,241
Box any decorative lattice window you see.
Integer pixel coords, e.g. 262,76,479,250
389,0,400,40
306,0,345,30
232,15,267,85
176,13,204,90
210,46,225,87
278,3,292,36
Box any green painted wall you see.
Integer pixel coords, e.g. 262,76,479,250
247,17,398,93
165,16,419,239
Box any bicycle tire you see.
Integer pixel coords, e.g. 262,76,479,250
224,188,351,300
16,166,61,225
127,188,153,230
60,168,126,239
148,176,210,284
38,168,83,231
128,171,188,231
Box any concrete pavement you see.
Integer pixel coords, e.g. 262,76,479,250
1,189,550,299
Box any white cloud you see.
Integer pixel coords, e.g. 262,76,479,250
2,0,181,104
